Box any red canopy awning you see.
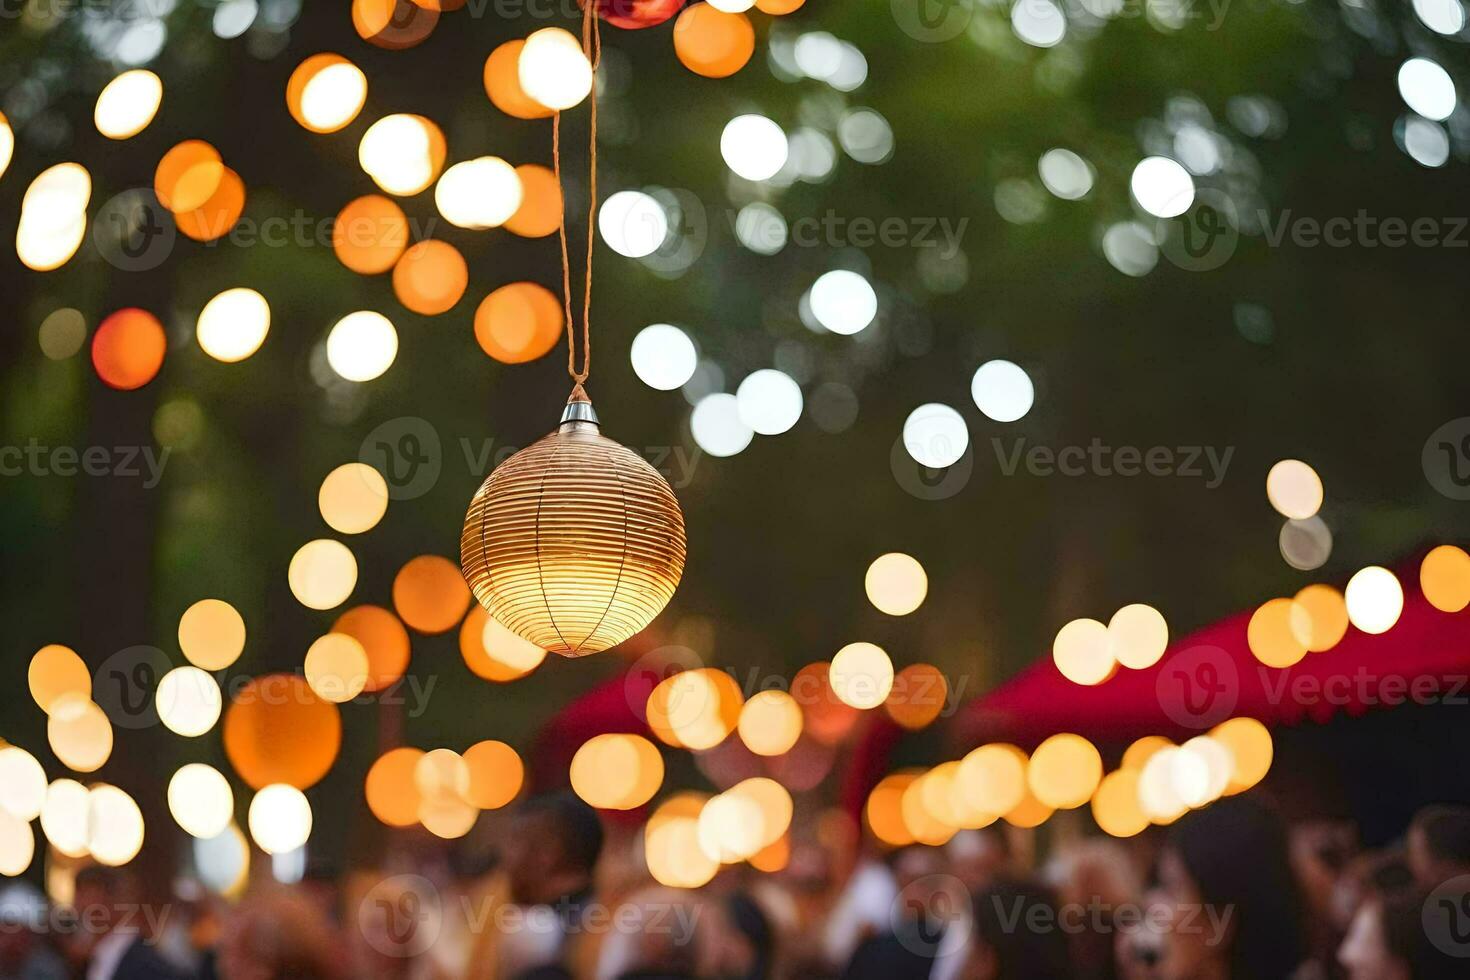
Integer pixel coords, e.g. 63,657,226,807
956,558,1470,750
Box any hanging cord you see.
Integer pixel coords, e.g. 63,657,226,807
552,2,601,387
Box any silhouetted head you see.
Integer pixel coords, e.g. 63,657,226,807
501,791,604,905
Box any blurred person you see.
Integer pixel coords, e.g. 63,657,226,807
1122,797,1307,980
0,882,66,980
1289,819,1359,979
958,878,1071,980
948,830,1013,894
819,849,896,971
484,792,605,980
1406,804,1470,889
595,886,703,980
68,866,191,980
1339,872,1467,980
698,892,773,980
1331,848,1411,938
1044,839,1141,980
213,890,343,980
842,846,969,980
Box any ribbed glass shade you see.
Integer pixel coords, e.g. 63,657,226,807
461,414,686,657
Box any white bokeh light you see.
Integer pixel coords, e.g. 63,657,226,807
736,370,803,435
599,190,669,259
794,32,844,80
435,157,523,230
212,0,257,38
971,360,1035,422
630,324,698,391
734,202,787,255
903,404,969,468
326,312,398,383
1011,0,1067,47
691,393,754,458
519,28,593,111
1398,58,1457,122
1413,0,1466,35
1102,222,1159,277
721,115,789,181
809,270,877,335
1130,157,1195,218
1038,148,1094,200
1401,115,1450,168
837,108,894,164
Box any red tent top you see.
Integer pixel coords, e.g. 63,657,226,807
956,558,1470,750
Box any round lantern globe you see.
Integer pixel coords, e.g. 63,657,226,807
461,393,686,656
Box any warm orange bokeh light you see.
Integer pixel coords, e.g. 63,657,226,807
178,599,247,671
737,690,803,756
393,555,472,634
570,733,664,810
755,0,805,12
505,164,563,238
1247,597,1309,668
333,196,410,275
92,308,166,390
462,740,524,809
353,0,438,49
458,605,547,683
286,53,367,134
47,694,113,773
646,668,743,751
1003,787,1055,829
473,282,564,364
866,771,919,847
392,240,468,316
365,747,423,827
332,605,412,691
28,645,91,714
155,140,224,213
1092,769,1149,838
175,168,245,242
483,41,554,120
1121,735,1172,771
672,6,755,79
223,674,342,790
1210,716,1274,794
884,663,947,730
794,662,860,745
1027,733,1102,810
1291,584,1349,653
1421,544,1470,613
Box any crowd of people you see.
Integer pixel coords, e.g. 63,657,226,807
2,793,1469,979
